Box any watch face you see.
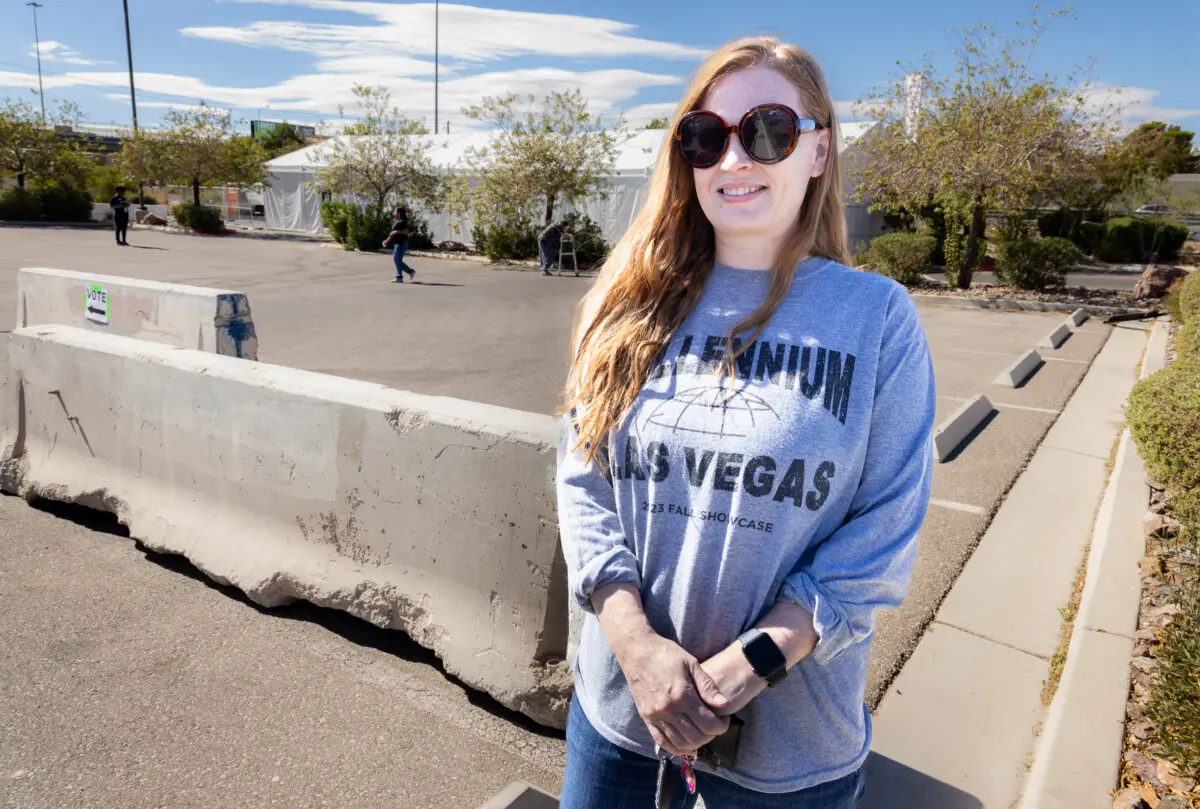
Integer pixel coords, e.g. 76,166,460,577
742,630,787,685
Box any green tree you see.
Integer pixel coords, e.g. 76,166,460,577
314,85,439,213
458,89,625,227
259,122,309,159
1124,121,1195,181
0,98,91,188
120,107,267,206
849,7,1112,288
644,117,671,130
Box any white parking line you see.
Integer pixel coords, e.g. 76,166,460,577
929,499,987,515
1042,357,1090,364
938,395,1061,415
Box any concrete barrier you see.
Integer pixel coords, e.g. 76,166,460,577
1069,308,1089,327
993,349,1043,388
16,267,257,359
933,394,994,462
0,325,571,727
1038,321,1072,350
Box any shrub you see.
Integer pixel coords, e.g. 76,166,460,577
319,199,352,244
1177,323,1200,363
344,204,392,252
563,212,609,265
36,183,93,222
0,187,43,221
1096,216,1189,263
858,232,936,287
1077,221,1104,256
1037,208,1084,241
1126,360,1200,494
994,236,1078,290
133,194,159,205
474,218,540,262
1180,273,1200,325
171,203,224,232
1148,586,1200,780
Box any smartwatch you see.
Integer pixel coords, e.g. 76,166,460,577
737,629,788,687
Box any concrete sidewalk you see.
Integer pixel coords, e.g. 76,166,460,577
864,322,1150,808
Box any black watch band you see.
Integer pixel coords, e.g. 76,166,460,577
737,629,788,687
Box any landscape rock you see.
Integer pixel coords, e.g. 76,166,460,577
1125,750,1169,790
141,213,168,226
1141,555,1165,575
1131,657,1158,674
1130,719,1155,740
1134,265,1188,299
437,240,468,252
1113,788,1149,809
1156,797,1188,809
1128,701,1147,721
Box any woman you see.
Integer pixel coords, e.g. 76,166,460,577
556,37,935,808
384,206,416,282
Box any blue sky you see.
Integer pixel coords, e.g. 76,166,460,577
1,0,1196,134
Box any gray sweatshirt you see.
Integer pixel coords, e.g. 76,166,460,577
556,258,936,793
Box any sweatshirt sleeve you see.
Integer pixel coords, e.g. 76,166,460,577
556,417,642,612
777,286,936,664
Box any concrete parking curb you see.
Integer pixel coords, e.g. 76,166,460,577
1039,321,1072,349
994,349,1043,387
475,782,558,809
933,393,993,462
1070,308,1090,326
911,293,1154,317
1017,317,1169,809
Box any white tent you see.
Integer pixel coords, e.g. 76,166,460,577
262,123,882,248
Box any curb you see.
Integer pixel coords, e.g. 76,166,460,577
994,349,1043,387
0,220,109,230
1039,321,1073,349
911,293,1155,317
1017,317,1169,809
933,393,993,462
475,781,558,809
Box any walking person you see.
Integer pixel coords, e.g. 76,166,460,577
110,186,131,246
538,219,569,276
383,206,416,283
556,36,936,808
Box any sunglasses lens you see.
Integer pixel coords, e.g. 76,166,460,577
742,107,797,163
678,114,727,168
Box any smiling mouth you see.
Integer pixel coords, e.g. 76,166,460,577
719,186,766,198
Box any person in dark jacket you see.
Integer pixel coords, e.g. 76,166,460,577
383,206,416,283
110,186,131,246
539,219,569,276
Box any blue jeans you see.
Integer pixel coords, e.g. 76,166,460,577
561,695,865,809
392,241,414,279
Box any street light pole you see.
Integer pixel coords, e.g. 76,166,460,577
26,2,46,123
121,0,146,210
434,0,439,135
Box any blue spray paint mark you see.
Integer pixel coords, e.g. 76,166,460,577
218,294,248,359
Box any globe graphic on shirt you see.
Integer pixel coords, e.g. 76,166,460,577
642,386,779,439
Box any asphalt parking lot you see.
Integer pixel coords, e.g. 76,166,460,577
0,226,1116,804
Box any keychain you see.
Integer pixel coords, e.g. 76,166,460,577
655,747,697,808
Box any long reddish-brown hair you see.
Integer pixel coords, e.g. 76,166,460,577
565,37,849,461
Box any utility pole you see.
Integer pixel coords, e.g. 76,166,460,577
26,3,46,122
434,0,439,135
122,0,146,210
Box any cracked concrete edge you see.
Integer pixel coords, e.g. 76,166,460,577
1017,320,1167,809
910,293,1155,317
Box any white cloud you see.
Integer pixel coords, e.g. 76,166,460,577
1080,83,1200,127
621,102,679,128
30,41,109,66
186,1,708,63
102,94,231,116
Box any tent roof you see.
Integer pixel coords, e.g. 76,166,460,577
264,122,876,175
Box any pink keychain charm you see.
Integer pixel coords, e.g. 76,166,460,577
680,755,697,795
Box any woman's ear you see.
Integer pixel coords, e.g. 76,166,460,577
811,128,831,178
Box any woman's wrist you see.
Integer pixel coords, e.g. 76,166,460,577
591,583,657,663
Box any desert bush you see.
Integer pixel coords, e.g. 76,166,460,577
1096,217,1189,263
1180,272,1200,324
1126,360,1200,494
36,183,93,222
994,236,1079,290
1148,585,1200,780
857,232,936,287
0,187,43,220
563,212,609,264
171,203,223,231
344,204,392,252
472,218,540,262
320,199,353,244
